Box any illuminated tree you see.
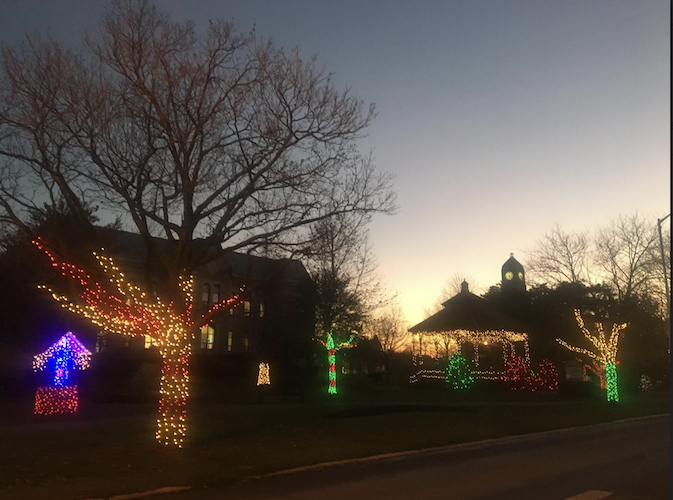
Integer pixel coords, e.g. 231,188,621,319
445,352,473,390
34,238,243,446
557,309,627,402
314,332,355,395
0,0,394,445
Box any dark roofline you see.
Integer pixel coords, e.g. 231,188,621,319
94,227,312,283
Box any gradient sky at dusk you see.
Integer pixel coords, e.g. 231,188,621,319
1,0,669,325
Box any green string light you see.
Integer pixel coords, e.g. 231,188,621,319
445,353,473,389
605,362,619,402
315,332,355,395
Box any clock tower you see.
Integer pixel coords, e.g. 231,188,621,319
501,253,526,292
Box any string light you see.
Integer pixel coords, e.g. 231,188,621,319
503,355,531,391
32,332,91,415
557,309,627,403
445,353,473,389
409,369,445,384
415,329,529,367
577,357,608,389
34,386,79,415
257,362,270,386
33,332,91,387
314,332,355,395
471,370,503,381
531,359,558,392
33,238,244,446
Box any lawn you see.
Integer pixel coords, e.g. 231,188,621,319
0,385,669,500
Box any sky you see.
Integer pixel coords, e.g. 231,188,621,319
0,0,669,326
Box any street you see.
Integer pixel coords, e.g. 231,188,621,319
155,415,670,500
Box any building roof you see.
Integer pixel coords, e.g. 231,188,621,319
502,253,524,272
95,227,311,283
409,284,527,334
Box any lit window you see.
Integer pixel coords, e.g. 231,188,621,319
200,325,215,350
244,301,251,317
229,306,234,315
201,283,211,306
259,303,265,318
144,335,153,349
227,331,233,352
242,334,249,352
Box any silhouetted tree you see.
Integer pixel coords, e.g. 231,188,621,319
0,0,395,445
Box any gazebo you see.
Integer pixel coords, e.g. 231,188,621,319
409,282,529,381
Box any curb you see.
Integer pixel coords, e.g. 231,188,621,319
251,413,670,478
83,486,191,500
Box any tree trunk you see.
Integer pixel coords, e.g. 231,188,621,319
157,343,191,446
605,362,619,402
327,348,337,395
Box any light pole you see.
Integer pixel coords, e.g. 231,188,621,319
657,213,670,353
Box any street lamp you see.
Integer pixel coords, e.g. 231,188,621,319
657,213,670,353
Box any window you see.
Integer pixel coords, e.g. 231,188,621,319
144,335,153,349
200,325,215,350
201,283,211,306
259,303,265,318
244,300,251,317
227,331,233,352
242,333,249,352
229,306,234,315
212,284,220,305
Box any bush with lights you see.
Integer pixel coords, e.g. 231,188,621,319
445,352,474,390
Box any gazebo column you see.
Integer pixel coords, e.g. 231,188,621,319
473,342,480,367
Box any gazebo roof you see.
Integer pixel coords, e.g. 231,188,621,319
409,284,527,334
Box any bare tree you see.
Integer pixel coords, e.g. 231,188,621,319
594,213,658,304
364,303,409,353
525,224,590,285
0,0,395,444
308,212,390,394
0,1,395,282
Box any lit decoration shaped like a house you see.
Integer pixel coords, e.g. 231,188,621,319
33,332,92,414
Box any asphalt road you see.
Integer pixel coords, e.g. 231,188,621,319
154,415,670,500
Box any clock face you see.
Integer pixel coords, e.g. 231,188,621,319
518,272,523,280
505,271,514,280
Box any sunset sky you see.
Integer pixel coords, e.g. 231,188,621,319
1,0,669,326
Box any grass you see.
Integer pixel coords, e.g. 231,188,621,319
0,384,669,500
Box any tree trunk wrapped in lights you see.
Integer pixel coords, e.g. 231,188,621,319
315,332,355,395
34,239,242,447
557,309,627,402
